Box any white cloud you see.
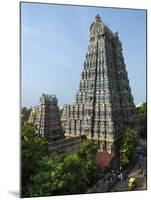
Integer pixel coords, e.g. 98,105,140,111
22,26,41,37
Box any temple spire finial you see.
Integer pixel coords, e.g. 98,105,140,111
95,14,101,22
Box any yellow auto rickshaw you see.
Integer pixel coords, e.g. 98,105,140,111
128,177,136,190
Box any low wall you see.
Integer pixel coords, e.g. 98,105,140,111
48,136,82,154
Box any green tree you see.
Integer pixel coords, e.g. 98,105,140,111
21,107,32,123
78,139,99,184
25,139,100,197
21,123,48,197
137,102,147,138
120,129,138,168
78,139,98,160
27,155,65,197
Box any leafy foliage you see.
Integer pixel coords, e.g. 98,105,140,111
21,123,48,197
137,102,147,138
21,107,32,123
120,129,138,168
21,133,100,197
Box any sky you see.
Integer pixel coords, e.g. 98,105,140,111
21,2,146,107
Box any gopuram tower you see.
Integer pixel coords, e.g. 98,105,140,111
35,94,64,142
61,15,138,154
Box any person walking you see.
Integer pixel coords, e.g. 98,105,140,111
120,172,123,181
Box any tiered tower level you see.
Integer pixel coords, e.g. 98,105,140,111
61,15,138,154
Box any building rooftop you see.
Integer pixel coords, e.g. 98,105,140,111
96,151,113,169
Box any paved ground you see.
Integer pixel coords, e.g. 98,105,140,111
110,168,147,192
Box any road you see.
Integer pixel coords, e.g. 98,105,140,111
110,168,147,192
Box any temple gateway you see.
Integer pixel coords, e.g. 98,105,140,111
61,15,138,155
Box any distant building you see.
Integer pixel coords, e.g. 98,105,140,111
61,15,138,155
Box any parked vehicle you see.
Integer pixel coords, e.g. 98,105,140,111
128,177,136,190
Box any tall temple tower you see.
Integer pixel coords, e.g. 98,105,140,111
61,15,138,154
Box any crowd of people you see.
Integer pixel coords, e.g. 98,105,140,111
103,169,128,186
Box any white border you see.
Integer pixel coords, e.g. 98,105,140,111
0,0,150,199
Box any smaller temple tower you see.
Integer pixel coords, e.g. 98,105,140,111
28,94,64,142
28,94,82,154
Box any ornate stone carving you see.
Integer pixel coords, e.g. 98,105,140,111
61,15,138,155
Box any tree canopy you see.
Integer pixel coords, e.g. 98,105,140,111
137,102,147,138
21,107,32,123
120,129,138,168
21,123,48,196
21,124,100,198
